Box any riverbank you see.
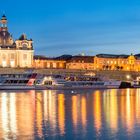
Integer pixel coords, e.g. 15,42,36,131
0,68,139,81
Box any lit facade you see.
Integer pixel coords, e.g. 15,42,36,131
33,55,66,69
2,15,140,71
94,54,140,71
0,15,34,68
34,54,140,71
66,56,94,70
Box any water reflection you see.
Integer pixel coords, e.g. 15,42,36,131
58,94,65,135
103,89,118,134
0,89,140,139
93,90,102,136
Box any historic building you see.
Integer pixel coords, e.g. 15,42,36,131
94,54,140,71
34,54,140,71
33,55,95,70
2,15,140,72
66,56,94,70
33,55,66,69
0,15,34,68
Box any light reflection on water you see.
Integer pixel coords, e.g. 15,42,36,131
0,89,140,139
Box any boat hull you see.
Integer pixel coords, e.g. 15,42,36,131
46,85,121,90
0,85,36,90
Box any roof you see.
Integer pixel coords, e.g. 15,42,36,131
0,30,15,47
55,55,72,60
67,56,94,63
34,55,66,61
34,55,48,60
18,34,32,41
1,15,7,20
19,34,27,40
96,54,129,59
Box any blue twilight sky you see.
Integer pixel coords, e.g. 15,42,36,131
1,0,140,56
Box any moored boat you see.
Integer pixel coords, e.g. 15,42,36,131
45,75,122,90
0,72,37,90
0,72,122,90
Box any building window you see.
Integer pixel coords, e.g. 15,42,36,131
2,60,7,67
47,63,50,68
53,63,56,68
59,63,63,68
22,44,28,49
23,54,27,60
2,54,6,60
10,60,15,67
11,53,15,59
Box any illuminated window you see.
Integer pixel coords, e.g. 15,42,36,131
59,63,63,67
10,60,15,67
2,60,7,67
47,63,50,68
53,63,56,68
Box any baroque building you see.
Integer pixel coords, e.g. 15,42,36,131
0,15,34,68
33,55,66,69
66,56,94,70
94,54,140,71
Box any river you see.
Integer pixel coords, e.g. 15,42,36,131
0,89,139,139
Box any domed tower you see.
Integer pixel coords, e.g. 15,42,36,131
0,15,14,47
1,14,7,29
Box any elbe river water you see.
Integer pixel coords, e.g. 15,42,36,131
0,89,140,140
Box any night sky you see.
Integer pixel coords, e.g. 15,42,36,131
2,0,140,56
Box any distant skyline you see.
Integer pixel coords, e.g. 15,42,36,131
2,0,140,56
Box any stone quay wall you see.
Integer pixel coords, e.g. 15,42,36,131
0,68,139,81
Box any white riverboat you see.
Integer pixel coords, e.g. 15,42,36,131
0,72,47,90
0,73,122,90
0,73,68,90
45,75,122,89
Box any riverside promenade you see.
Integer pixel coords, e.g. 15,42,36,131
0,68,139,81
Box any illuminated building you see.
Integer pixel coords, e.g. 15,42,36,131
34,53,140,71
33,55,66,69
2,15,140,71
66,56,94,70
0,15,34,68
94,54,140,71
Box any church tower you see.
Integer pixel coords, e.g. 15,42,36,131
1,15,8,30
0,15,14,47
0,15,34,68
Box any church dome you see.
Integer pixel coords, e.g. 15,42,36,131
0,30,14,46
0,15,14,47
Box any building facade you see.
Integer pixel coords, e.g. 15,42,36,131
94,54,140,71
33,54,140,71
0,15,34,68
2,15,140,71
66,56,94,70
33,55,66,69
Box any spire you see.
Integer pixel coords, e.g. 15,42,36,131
0,14,8,31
